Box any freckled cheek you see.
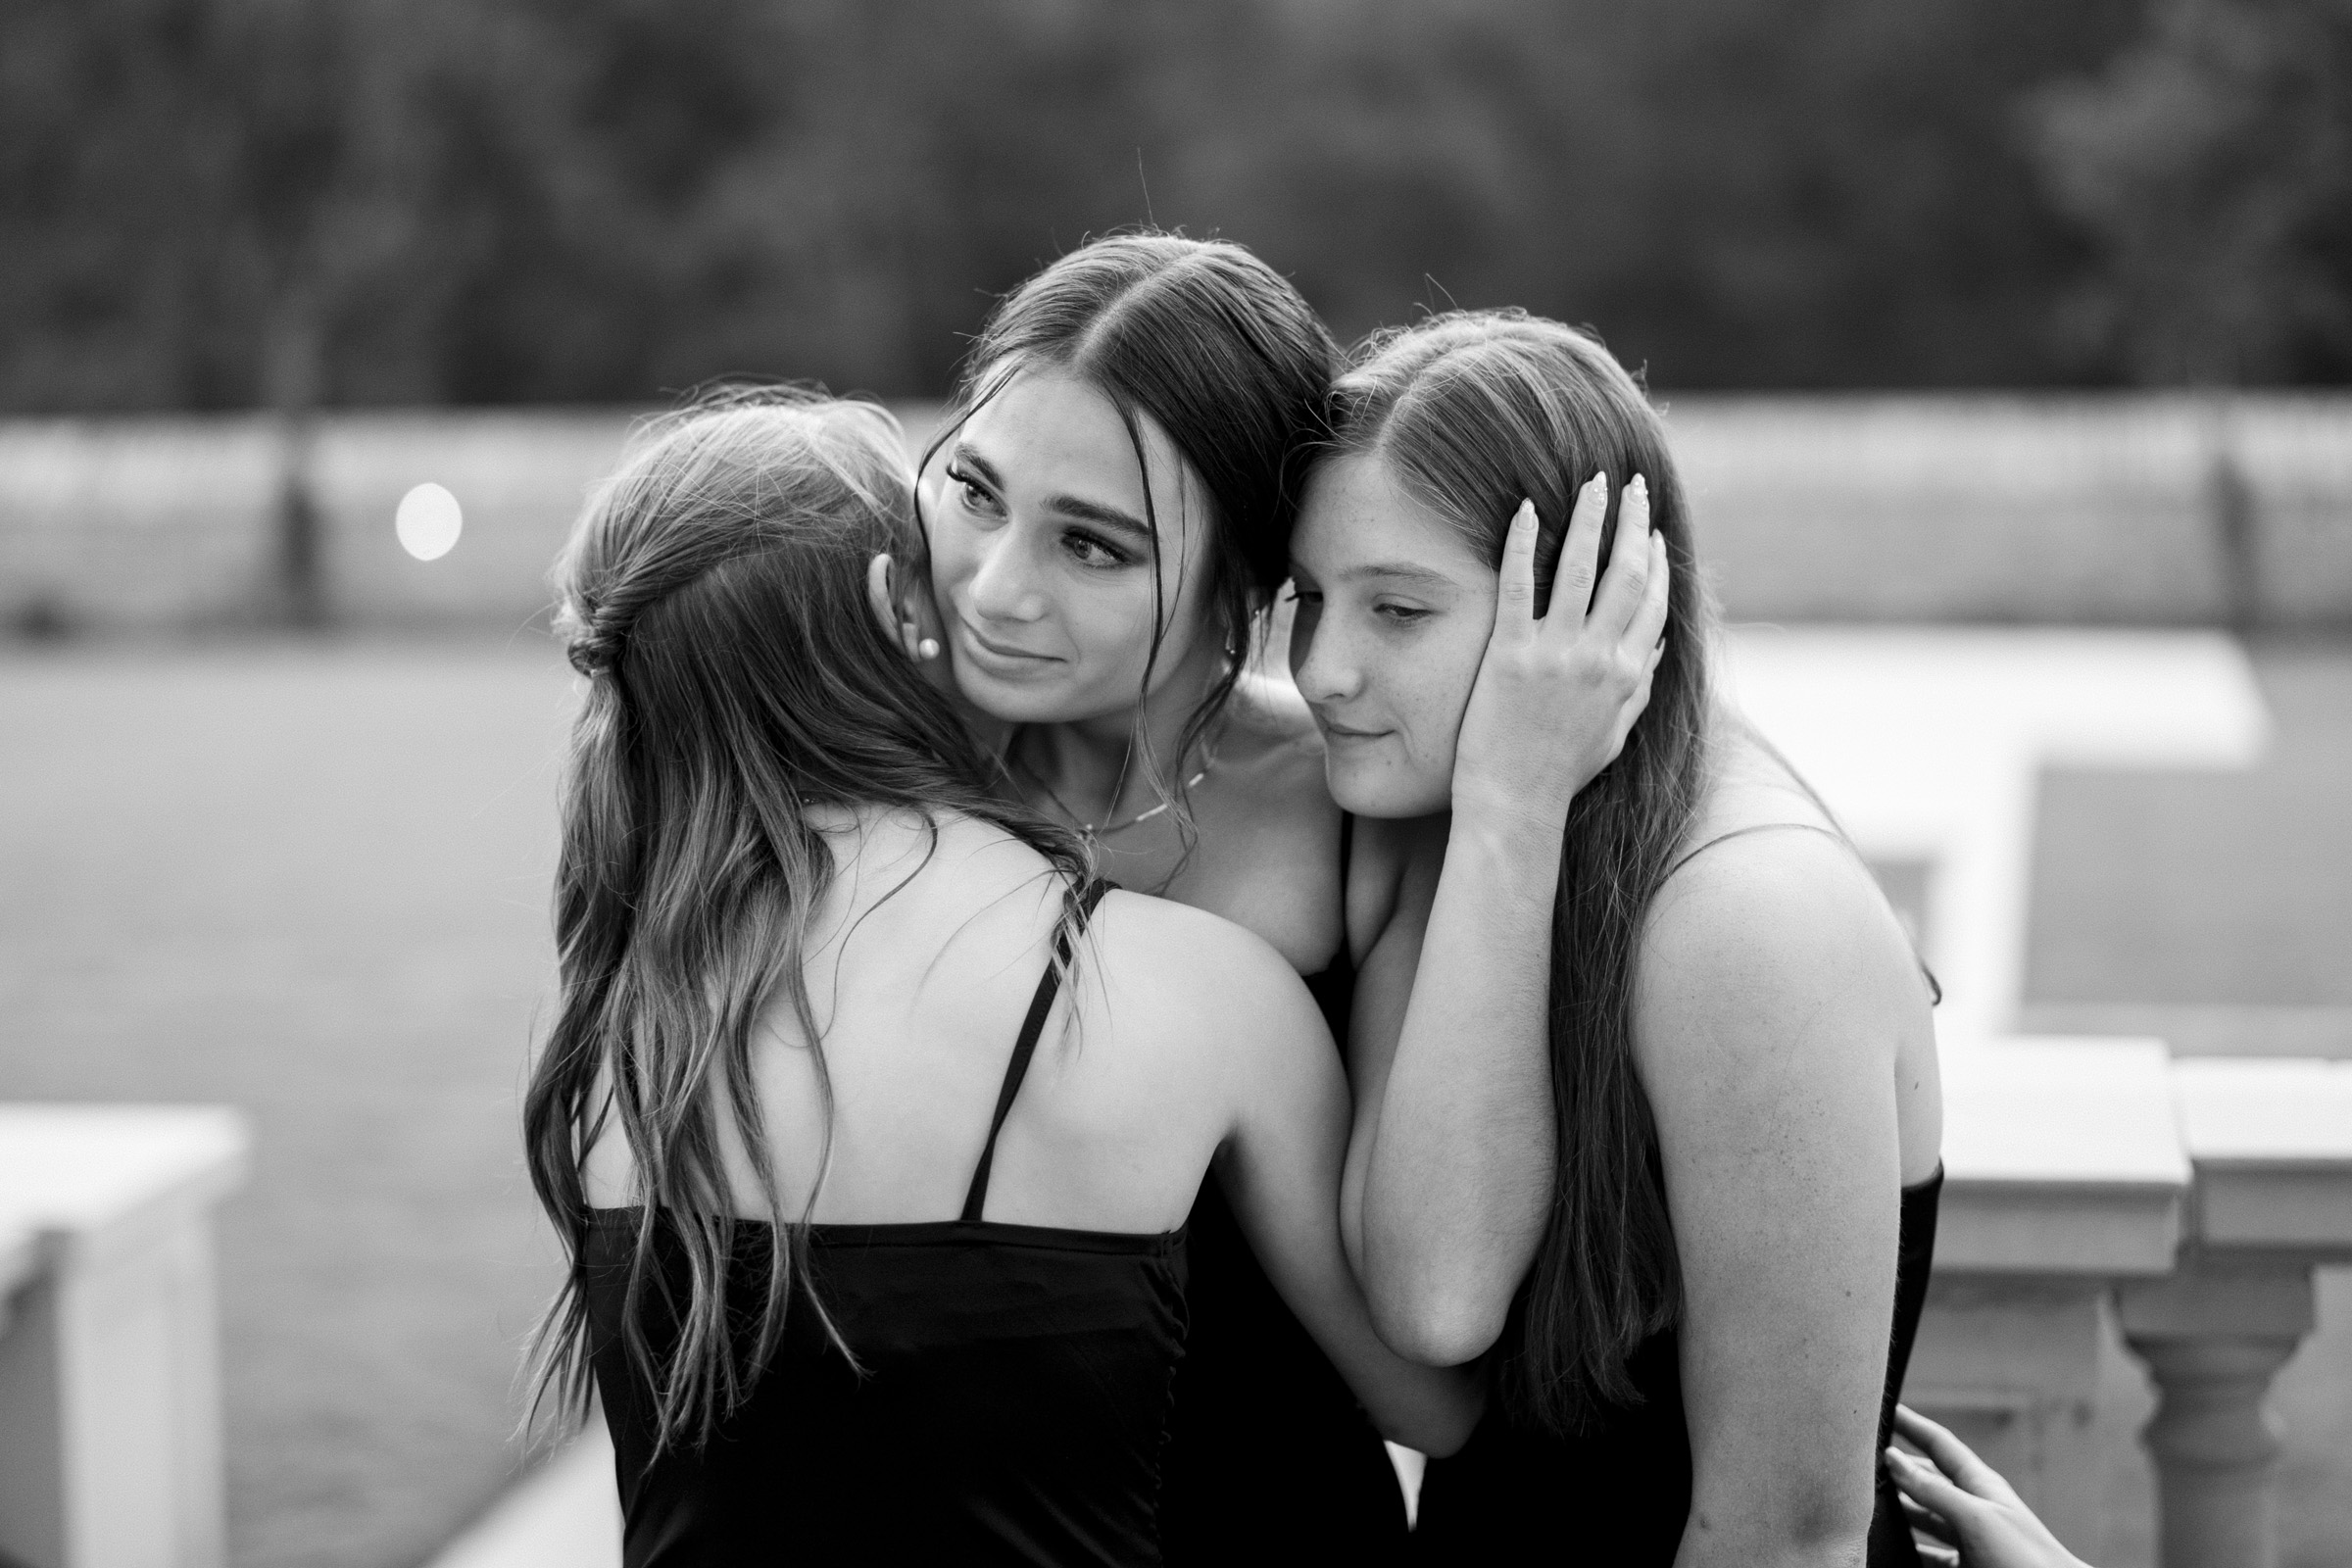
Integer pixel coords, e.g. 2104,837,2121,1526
1401,635,1488,779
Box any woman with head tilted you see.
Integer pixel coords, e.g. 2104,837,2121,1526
521,390,1483,1566
907,236,1660,1561
1289,313,1945,1565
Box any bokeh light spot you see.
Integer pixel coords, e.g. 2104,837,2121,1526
396,483,464,562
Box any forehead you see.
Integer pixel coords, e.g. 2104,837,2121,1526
957,367,1193,523
1295,453,1487,581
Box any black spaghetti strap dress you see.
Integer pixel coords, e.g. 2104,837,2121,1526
1157,812,1413,1565
1411,824,1945,1565
583,881,1192,1567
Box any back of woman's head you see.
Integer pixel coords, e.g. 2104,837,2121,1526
1321,310,1714,1435
933,232,1343,813
528,387,1087,1449
555,388,980,804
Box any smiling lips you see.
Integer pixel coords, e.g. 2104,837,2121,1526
1317,715,1391,743
956,619,1061,669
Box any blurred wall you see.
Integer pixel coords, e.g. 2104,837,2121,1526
3,395,2348,634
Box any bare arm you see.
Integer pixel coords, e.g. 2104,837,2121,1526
1638,835,1925,1568
1212,929,1487,1456
1350,474,1670,1363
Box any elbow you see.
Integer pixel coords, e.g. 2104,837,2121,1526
1390,1389,1485,1459
1368,1278,1508,1369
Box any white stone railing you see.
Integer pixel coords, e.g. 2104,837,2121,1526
0,1105,249,1568
1915,1043,2352,1568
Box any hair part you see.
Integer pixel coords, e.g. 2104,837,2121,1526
1315,309,1717,1434
919,230,1341,861
524,385,1092,1451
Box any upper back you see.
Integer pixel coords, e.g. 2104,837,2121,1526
582,806,1301,1234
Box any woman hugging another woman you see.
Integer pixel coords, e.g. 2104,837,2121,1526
521,388,1484,1566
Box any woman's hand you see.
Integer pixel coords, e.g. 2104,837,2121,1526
1888,1405,2096,1568
1450,473,1669,832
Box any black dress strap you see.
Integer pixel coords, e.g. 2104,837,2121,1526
959,879,1114,1223
1661,819,1849,883
1661,820,1942,1005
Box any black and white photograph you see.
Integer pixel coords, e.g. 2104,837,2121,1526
1,3,2347,1566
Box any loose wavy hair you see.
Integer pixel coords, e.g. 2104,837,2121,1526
524,387,1091,1450
1310,311,1716,1434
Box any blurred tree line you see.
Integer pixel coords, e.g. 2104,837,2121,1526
5,0,2349,417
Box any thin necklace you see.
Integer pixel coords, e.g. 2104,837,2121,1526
1012,732,1222,847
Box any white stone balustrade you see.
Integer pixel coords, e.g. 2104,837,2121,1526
0,1105,249,1568
2120,1060,2352,1568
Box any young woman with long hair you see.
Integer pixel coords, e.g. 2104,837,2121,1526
1289,311,1946,1565
904,234,1664,1561
519,390,1488,1565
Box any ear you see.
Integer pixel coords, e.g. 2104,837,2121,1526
865,552,949,670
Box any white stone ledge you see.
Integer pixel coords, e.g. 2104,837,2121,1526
0,1104,250,1273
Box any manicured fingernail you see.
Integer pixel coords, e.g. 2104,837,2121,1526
1583,472,1608,496
1628,473,1648,504
1516,499,1538,526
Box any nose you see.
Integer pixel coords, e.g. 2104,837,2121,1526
1290,603,1364,706
964,526,1049,625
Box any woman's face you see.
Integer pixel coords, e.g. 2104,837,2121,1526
1289,453,1495,818
922,368,1220,727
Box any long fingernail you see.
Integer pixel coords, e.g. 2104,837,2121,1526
1516,499,1538,526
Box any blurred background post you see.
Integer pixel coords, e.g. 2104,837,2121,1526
1,2,2347,1566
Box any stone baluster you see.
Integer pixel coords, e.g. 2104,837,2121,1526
2119,1261,2313,1568
2120,1058,2352,1568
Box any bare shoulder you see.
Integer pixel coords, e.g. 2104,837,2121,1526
1637,759,1931,1079
1085,888,1328,1054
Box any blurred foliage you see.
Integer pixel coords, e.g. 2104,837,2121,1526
2030,0,2352,385
1,0,2343,411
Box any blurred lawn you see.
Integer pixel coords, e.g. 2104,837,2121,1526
0,632,2344,1568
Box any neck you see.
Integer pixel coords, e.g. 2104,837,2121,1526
1015,637,1230,828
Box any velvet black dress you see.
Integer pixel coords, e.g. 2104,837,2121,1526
1157,813,1412,1565
584,882,1192,1567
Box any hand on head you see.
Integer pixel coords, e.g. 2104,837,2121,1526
1886,1405,2095,1568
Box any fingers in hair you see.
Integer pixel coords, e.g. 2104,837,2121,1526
1494,499,1542,633
1549,472,1608,624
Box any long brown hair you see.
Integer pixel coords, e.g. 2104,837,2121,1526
524,387,1090,1449
921,231,1341,851
1312,311,1715,1434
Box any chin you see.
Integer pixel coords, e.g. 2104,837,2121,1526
1324,755,1451,820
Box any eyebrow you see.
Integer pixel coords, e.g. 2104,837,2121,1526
1333,561,1461,590
951,441,1154,541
